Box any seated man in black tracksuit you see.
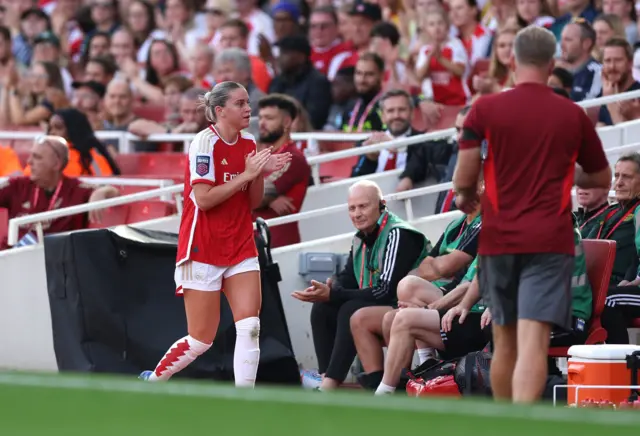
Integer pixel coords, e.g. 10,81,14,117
350,89,451,183
292,180,430,391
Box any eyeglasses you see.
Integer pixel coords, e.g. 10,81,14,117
35,135,69,162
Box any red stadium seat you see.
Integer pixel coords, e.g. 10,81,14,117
319,156,358,180
127,200,177,224
0,208,8,247
88,205,129,229
115,153,187,179
631,318,640,328
548,239,616,357
428,105,463,132
133,104,166,123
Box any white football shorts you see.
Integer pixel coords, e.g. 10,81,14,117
175,257,260,294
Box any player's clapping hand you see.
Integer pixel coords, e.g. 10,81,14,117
441,305,468,332
480,308,492,329
263,152,292,174
291,278,332,303
244,149,272,179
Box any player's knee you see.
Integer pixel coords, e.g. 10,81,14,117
391,310,413,333
188,328,216,345
236,316,260,343
382,310,397,331
349,308,367,333
397,276,417,301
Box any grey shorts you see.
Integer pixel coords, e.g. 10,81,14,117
478,254,573,330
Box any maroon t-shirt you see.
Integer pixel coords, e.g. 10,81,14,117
253,141,311,248
459,83,609,255
0,176,94,248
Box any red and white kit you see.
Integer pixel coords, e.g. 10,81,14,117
175,125,260,294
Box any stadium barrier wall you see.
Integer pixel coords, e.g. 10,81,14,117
0,210,461,371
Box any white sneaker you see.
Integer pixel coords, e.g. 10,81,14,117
300,369,322,390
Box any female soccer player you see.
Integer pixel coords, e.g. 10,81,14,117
140,81,291,387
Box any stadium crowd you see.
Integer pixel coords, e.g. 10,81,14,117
0,0,639,402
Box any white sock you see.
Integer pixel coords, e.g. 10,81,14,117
375,383,396,395
234,316,261,388
150,335,211,381
417,348,436,365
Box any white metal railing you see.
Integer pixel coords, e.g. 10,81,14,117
3,89,639,155
6,184,183,246
9,169,618,248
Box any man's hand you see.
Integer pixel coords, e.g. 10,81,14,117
172,122,200,134
88,186,119,224
620,278,640,287
269,196,296,215
441,305,468,332
396,177,413,192
291,278,332,303
455,191,480,214
427,299,446,311
480,308,492,329
128,119,166,138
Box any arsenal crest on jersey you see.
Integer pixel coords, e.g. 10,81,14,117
196,155,210,177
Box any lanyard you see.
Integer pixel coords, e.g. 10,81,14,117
456,219,467,240
347,92,382,133
596,200,640,240
32,180,63,214
579,203,609,231
359,213,389,288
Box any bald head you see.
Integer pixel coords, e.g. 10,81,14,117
28,136,69,187
348,180,384,233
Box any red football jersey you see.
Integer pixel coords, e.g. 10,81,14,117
311,40,352,76
176,125,258,267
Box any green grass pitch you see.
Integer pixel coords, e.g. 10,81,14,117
0,372,638,435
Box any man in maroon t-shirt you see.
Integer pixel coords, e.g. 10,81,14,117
0,136,119,248
253,94,311,247
453,26,611,403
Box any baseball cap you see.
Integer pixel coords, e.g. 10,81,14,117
20,7,48,21
271,1,301,22
276,35,311,56
34,31,61,48
349,1,382,22
72,80,107,98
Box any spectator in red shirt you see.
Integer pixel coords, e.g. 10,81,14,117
454,26,611,403
309,6,351,76
327,1,382,80
253,94,311,248
415,8,470,105
0,135,118,249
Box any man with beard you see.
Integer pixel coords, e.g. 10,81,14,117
351,89,451,181
597,38,640,126
342,52,384,133
252,94,311,248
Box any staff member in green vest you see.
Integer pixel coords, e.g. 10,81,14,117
597,153,640,344
374,258,490,395
292,180,430,391
591,154,640,286
373,220,593,395
575,187,610,239
351,206,481,389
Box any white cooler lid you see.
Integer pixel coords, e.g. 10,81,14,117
568,344,640,360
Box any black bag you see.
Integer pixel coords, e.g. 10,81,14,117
453,348,493,396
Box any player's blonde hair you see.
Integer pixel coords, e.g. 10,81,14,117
199,81,246,123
